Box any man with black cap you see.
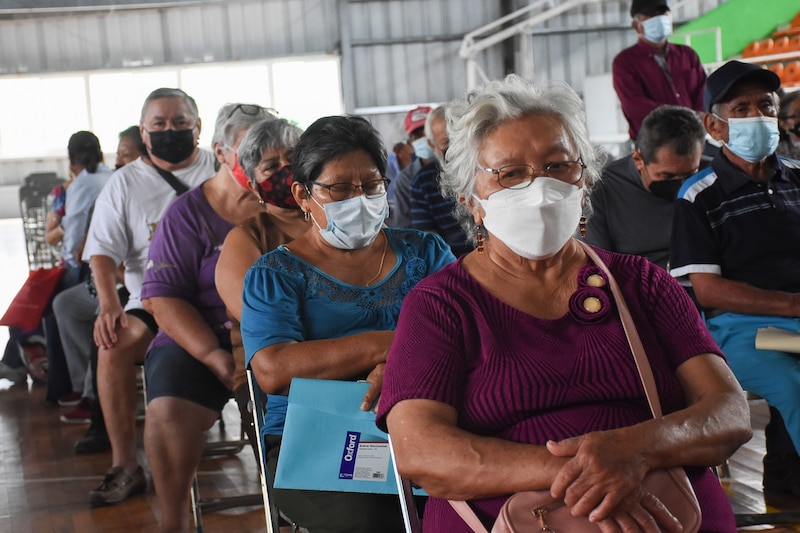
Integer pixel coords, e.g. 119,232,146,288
669,60,800,497
613,0,706,140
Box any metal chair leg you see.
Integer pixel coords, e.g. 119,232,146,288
191,476,204,533
190,399,262,530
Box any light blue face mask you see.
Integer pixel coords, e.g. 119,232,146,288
310,193,388,250
714,114,780,163
641,14,672,44
412,136,436,161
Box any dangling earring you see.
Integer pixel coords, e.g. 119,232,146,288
476,225,484,253
579,215,587,239
303,210,310,221
257,197,266,207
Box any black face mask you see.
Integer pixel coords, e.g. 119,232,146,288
147,129,196,164
648,179,683,201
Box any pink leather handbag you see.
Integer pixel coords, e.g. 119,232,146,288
449,242,702,533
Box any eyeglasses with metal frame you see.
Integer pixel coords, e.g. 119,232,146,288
308,178,390,202
479,160,586,189
225,104,279,121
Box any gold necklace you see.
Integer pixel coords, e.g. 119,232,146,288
364,232,388,286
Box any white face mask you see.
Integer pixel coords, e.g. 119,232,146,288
641,14,672,44
310,193,388,250
474,177,583,260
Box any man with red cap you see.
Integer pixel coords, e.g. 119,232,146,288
613,0,706,140
387,105,432,227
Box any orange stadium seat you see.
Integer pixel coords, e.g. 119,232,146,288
792,11,800,29
769,63,785,81
788,35,800,52
743,38,775,59
784,61,800,83
742,41,760,58
773,36,790,54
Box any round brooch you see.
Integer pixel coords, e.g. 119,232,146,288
569,265,612,323
582,296,602,313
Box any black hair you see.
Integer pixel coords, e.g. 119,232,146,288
635,105,705,163
67,131,103,173
118,125,146,156
291,115,387,187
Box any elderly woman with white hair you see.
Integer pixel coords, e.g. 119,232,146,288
376,75,751,533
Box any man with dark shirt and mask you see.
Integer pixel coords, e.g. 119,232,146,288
584,105,703,270
670,61,800,497
82,88,215,507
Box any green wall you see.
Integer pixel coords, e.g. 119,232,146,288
671,0,799,64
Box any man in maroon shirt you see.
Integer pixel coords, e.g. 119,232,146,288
612,0,707,140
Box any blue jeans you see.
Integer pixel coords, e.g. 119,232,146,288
707,312,800,452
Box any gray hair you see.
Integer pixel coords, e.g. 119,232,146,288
441,74,602,240
424,104,447,142
212,103,278,151
140,88,199,122
238,118,303,182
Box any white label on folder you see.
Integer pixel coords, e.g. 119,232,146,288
352,441,390,482
339,431,389,482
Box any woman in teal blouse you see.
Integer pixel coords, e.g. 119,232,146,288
241,115,454,533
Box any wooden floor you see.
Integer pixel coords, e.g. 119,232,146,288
0,378,799,533
0,377,266,533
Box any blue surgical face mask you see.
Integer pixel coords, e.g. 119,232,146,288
714,114,780,163
412,136,436,161
310,193,388,250
641,14,672,44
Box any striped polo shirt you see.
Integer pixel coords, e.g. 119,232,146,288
669,150,800,293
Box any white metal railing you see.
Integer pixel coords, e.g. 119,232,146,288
707,49,800,71
676,27,723,64
459,0,602,90
459,0,728,90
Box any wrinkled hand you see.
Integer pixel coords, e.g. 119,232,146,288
547,432,650,521
205,348,236,391
361,363,385,412
593,489,683,533
94,302,127,349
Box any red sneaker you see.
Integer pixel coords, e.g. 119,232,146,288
60,398,92,424
58,392,82,407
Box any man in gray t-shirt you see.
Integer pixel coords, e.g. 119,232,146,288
584,105,704,270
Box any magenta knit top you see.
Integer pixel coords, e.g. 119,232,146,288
377,246,736,533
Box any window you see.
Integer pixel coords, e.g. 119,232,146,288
0,56,342,160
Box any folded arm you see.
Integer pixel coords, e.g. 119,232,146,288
386,398,563,500
691,272,800,317
548,353,751,521
250,330,394,396
143,295,234,390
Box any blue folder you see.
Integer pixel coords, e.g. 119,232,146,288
274,377,425,495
